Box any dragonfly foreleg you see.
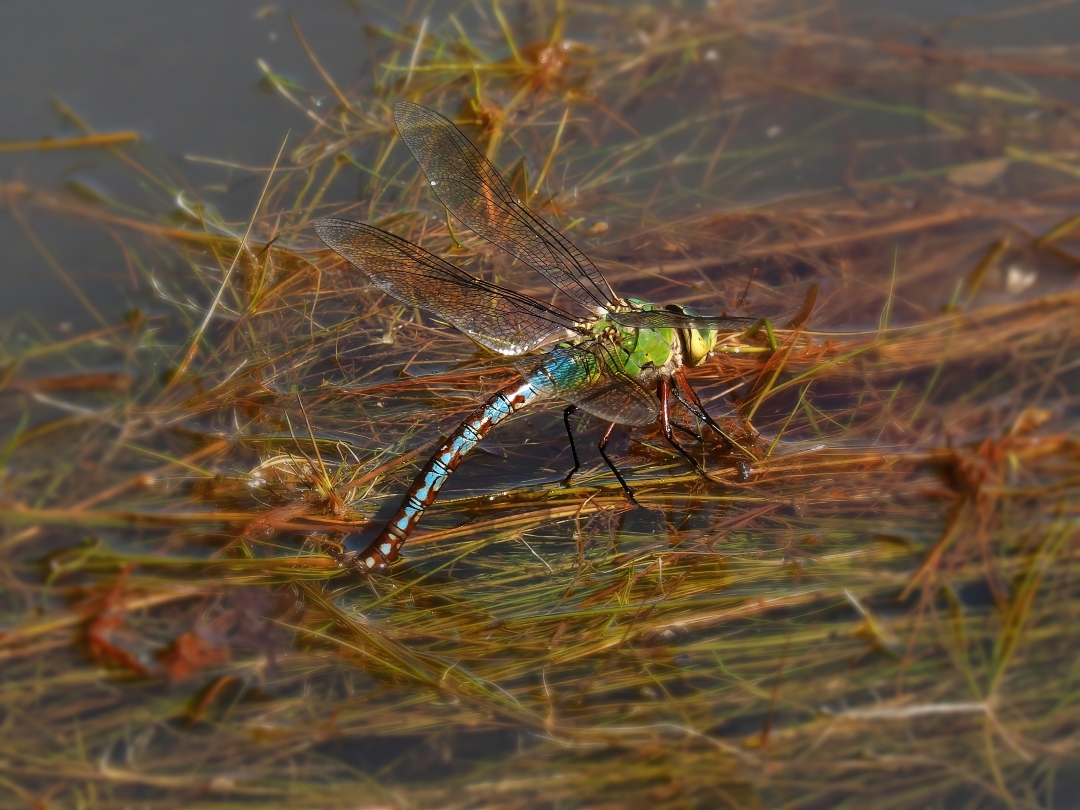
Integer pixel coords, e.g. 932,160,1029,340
672,422,703,443
561,404,582,486
671,371,755,459
659,376,710,479
597,422,638,505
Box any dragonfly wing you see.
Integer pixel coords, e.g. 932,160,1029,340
515,343,659,426
314,218,574,356
609,311,757,332
569,375,660,426
393,101,615,314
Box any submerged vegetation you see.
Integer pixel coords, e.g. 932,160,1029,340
1,2,1078,807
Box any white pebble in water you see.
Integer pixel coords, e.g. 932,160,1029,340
1005,265,1037,295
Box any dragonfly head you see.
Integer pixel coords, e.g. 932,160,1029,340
666,304,717,366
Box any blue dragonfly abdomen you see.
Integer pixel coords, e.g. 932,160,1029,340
360,344,609,572
358,378,546,573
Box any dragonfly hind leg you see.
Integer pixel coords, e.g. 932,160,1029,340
598,423,639,505
561,404,582,486
564,406,639,506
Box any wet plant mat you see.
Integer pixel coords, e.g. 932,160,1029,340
2,2,1079,808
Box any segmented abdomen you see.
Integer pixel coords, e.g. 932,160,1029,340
353,378,546,573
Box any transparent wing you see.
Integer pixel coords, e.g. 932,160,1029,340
568,343,660,426
609,311,757,332
393,101,616,314
515,342,659,427
314,218,576,356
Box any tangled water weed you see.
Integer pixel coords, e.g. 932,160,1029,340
1,2,1078,807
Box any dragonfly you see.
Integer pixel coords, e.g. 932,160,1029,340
314,101,761,574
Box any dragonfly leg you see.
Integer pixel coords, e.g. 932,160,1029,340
672,422,703,442
598,422,638,505
659,376,710,479
561,404,581,486
671,370,755,459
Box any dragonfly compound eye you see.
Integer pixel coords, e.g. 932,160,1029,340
668,304,717,366
684,328,717,366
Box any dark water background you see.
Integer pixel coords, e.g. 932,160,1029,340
4,0,1080,329
2,0,368,328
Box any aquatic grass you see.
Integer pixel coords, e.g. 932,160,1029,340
1,0,1079,807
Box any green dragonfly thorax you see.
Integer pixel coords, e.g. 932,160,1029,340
587,298,718,381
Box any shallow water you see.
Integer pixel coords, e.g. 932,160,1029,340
2,2,1079,808
6,0,1080,324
